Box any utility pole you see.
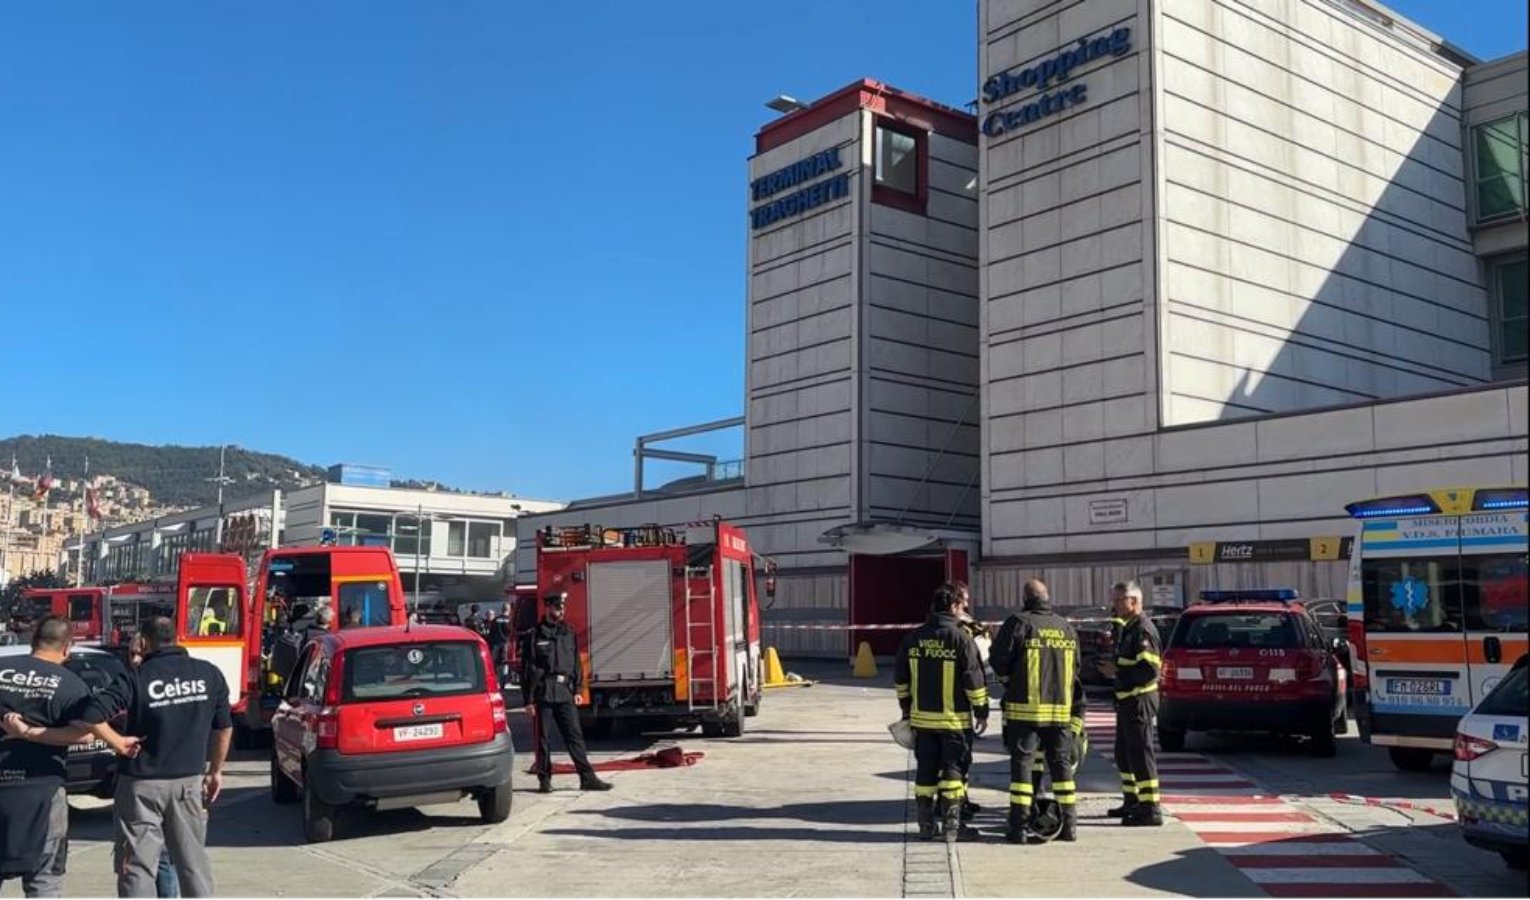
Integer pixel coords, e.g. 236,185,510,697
1,455,15,587
74,456,89,587
208,445,234,550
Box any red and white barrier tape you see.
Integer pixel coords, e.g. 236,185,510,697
1322,792,1457,821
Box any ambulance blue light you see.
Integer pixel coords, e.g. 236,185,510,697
1197,588,1300,604
1472,489,1529,511
1350,504,1434,518
1344,494,1439,518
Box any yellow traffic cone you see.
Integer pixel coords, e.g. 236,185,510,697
853,641,878,678
764,647,788,686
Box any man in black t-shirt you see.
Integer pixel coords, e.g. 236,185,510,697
4,617,231,897
0,616,95,897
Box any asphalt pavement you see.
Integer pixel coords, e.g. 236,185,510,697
2,662,1522,898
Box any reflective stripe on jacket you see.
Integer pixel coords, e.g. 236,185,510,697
1113,614,1161,701
894,613,990,732
991,610,1085,725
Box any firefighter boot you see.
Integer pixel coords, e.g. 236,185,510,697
1106,798,1138,817
942,802,979,843
1123,803,1165,827
1058,806,1078,843
537,775,553,794
580,775,614,791
916,797,938,842
1005,807,1028,845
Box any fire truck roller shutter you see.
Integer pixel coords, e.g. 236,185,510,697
588,560,674,681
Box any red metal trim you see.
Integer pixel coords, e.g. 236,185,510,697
756,78,975,155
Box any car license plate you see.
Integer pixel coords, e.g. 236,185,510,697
1217,667,1254,680
392,724,443,742
1387,678,1451,696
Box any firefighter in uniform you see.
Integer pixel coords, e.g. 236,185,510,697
990,579,1084,844
1112,580,1164,827
519,593,613,794
1106,610,1133,816
893,584,989,843
953,583,989,823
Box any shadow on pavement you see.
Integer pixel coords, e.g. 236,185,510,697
543,824,905,844
568,798,906,827
1125,846,1266,898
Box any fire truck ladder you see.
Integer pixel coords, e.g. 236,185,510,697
683,566,720,712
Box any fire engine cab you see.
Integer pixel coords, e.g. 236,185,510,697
535,519,769,737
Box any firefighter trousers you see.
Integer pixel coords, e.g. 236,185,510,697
913,729,968,812
1115,693,1160,805
1005,724,1075,813
532,700,596,779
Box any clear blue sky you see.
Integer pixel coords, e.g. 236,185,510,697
1,1,1524,500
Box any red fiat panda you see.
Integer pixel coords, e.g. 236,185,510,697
269,625,514,842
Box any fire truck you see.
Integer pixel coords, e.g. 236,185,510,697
534,519,771,737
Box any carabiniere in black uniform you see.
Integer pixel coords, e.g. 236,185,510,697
894,592,989,844
519,594,611,794
1113,611,1164,827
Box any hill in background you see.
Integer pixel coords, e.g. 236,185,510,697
0,435,327,507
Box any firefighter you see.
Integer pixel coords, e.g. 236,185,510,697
893,583,989,843
519,593,613,794
1112,580,1163,827
953,583,989,823
1104,608,1133,816
990,579,1084,844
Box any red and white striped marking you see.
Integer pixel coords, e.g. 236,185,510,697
1080,710,1453,897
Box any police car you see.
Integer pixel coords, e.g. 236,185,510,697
1452,653,1529,870
0,643,128,797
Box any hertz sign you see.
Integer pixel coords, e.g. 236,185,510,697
1188,537,1354,565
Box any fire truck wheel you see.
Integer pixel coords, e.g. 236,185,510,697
270,753,300,805
722,711,745,738
303,772,338,843
478,776,513,824
744,693,761,717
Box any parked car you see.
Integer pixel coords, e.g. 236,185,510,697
1159,589,1348,756
1452,654,1528,870
1059,606,1117,686
0,643,129,797
269,625,514,842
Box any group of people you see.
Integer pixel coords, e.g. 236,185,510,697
0,615,233,897
895,578,1162,844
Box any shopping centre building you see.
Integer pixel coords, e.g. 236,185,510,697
521,0,1527,654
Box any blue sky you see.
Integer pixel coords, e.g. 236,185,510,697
1,1,1524,500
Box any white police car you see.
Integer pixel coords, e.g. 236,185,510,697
1452,653,1529,870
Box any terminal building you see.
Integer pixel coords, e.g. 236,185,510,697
78,465,562,608
519,0,1527,655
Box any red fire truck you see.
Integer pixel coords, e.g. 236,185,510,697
239,544,408,743
535,520,769,737
18,586,113,643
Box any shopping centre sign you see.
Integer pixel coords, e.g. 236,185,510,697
979,26,1132,138
749,147,850,230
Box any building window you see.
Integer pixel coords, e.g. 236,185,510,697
393,514,431,558
1474,112,1528,223
872,119,927,215
467,522,498,558
1493,257,1528,365
875,125,918,194
447,521,467,556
